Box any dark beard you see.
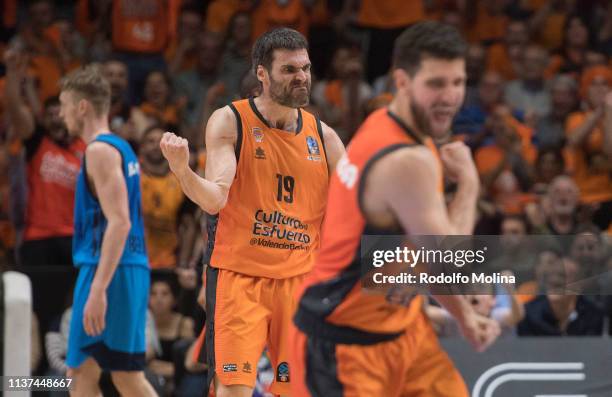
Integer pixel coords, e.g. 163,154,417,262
409,93,431,135
269,75,310,108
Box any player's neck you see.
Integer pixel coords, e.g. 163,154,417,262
388,96,427,141
253,95,299,132
82,115,111,144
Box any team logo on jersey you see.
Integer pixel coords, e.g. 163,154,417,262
128,161,140,177
306,136,321,161
242,362,252,373
255,147,266,159
276,362,290,382
253,127,264,143
223,363,237,372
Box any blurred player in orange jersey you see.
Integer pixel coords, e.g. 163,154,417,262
290,21,500,397
160,28,344,397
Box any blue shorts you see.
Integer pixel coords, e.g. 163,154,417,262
66,265,150,371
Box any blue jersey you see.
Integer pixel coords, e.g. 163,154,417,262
73,134,148,268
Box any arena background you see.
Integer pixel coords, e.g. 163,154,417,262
1,0,612,396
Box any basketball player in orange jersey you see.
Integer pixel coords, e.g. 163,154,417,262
160,28,345,397
290,21,501,397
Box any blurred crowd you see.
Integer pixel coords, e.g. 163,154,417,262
0,0,611,396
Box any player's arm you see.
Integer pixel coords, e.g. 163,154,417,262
321,120,346,174
440,142,480,235
84,142,132,336
160,107,237,215
373,145,499,351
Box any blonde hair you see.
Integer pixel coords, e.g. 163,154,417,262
60,64,111,116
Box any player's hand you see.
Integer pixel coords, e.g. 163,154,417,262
160,132,190,177
458,310,500,352
439,141,478,185
83,288,107,337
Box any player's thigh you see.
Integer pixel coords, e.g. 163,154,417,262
267,275,305,394
209,268,270,388
401,324,468,397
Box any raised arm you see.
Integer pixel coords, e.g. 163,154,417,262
160,106,237,215
3,49,35,140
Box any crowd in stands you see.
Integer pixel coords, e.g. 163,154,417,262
0,0,611,396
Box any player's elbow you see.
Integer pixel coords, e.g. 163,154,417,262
203,195,227,215
200,185,229,215
109,217,131,236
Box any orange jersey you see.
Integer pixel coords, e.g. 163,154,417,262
295,108,442,340
111,0,169,53
207,98,329,279
357,0,425,29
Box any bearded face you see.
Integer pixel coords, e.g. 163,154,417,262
268,70,311,108
402,58,466,139
262,48,312,108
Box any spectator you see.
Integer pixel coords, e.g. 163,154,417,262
148,277,195,395
239,70,263,99
528,175,580,235
4,48,85,267
504,44,552,120
166,5,203,75
205,0,253,36
219,11,253,101
465,0,510,44
488,214,537,281
110,0,172,104
53,18,85,71
140,126,197,270
518,254,605,336
312,42,373,142
104,59,132,135
173,31,223,143
598,2,612,55
12,0,65,103
474,109,536,214
464,43,487,108
336,0,426,82
528,0,576,50
250,0,310,48
569,225,607,284
486,19,530,81
534,74,579,148
546,14,594,78
564,66,612,230
139,71,181,129
531,147,567,195
453,71,507,138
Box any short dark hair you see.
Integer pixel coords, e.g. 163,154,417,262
393,21,467,76
251,28,308,73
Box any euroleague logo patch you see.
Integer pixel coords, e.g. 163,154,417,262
276,362,290,382
306,136,321,161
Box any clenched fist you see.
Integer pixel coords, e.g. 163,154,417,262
160,132,190,177
439,141,478,184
